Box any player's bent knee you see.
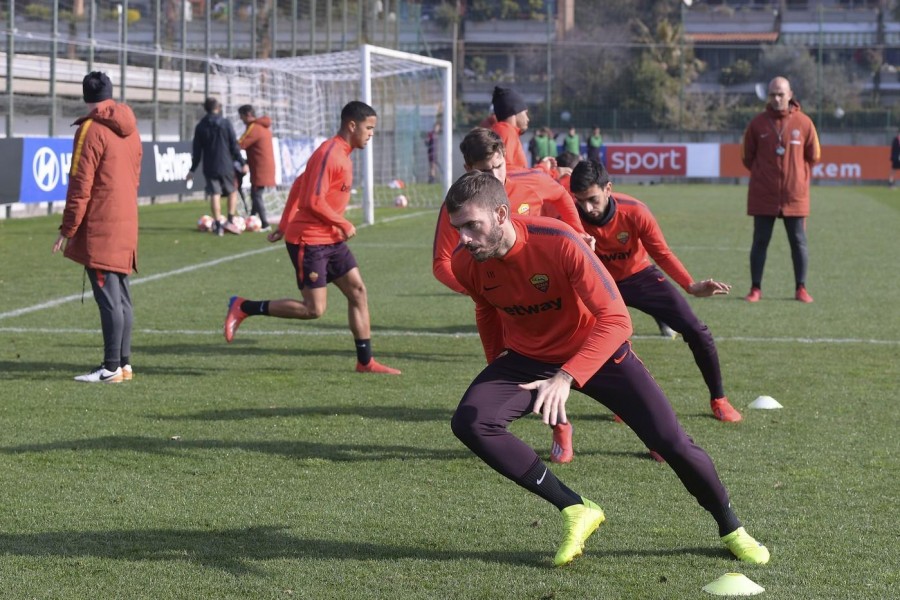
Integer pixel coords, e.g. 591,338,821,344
451,405,480,443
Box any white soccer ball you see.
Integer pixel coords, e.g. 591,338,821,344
197,214,214,232
245,215,262,232
394,194,409,208
232,215,247,232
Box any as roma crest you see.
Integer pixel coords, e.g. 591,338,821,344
530,273,550,292
517,204,530,215
616,231,630,245
309,271,320,283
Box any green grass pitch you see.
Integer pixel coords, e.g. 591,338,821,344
0,183,897,599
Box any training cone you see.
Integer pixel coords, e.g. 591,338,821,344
702,573,765,596
748,395,783,410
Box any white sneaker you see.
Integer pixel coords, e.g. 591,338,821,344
74,366,123,383
122,364,133,381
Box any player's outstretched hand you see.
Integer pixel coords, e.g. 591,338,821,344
688,278,731,297
520,369,573,426
267,229,284,243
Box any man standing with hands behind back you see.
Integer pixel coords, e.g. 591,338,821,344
53,71,142,383
238,104,275,231
741,76,820,303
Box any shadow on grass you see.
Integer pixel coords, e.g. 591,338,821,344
135,342,471,364
0,525,724,574
150,404,454,423
0,435,470,462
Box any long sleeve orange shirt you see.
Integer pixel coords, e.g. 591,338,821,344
579,193,694,290
279,135,355,245
432,168,586,294
451,216,632,387
492,121,528,169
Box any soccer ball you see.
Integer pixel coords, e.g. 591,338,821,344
232,215,247,232
394,194,409,208
388,179,406,189
245,215,262,232
197,214,214,232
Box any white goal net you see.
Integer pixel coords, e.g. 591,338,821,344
206,45,453,224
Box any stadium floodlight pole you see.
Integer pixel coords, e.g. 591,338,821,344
88,0,95,72
679,0,692,141
6,0,13,140
179,1,187,141
327,0,333,51
205,0,211,96
116,4,123,101
122,0,129,103
50,0,58,138
546,0,552,126
291,0,297,56
342,0,348,50
228,0,234,58
310,0,317,55
252,0,257,59
152,0,160,141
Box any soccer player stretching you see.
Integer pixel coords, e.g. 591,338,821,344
445,171,768,567
433,128,594,464
570,160,742,423
224,101,400,375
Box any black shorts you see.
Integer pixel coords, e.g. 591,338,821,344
205,175,236,196
286,242,358,290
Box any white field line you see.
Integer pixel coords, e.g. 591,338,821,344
0,210,435,322
0,326,897,346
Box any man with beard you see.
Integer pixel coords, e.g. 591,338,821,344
569,160,742,424
432,128,593,464
444,171,770,567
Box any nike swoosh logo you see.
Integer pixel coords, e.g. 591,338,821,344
613,350,629,364
760,133,769,138
536,468,547,485
99,372,118,381
483,285,502,291
657,277,666,282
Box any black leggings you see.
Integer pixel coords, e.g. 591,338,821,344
750,215,808,288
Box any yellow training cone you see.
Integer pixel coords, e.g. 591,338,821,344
702,573,765,596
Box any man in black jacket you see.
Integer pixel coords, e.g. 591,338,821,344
188,97,248,235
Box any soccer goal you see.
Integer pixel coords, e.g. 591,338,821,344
207,45,453,224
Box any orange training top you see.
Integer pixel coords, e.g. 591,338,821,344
451,216,632,386
279,135,354,245
492,121,528,169
579,193,693,290
432,167,586,294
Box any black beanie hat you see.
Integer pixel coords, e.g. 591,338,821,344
83,71,113,103
492,86,527,121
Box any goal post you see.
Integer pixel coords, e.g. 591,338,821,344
206,45,453,225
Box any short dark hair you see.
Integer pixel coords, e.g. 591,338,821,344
445,171,509,215
238,104,254,117
203,97,219,114
459,128,505,167
570,160,611,193
341,101,377,125
556,151,580,169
